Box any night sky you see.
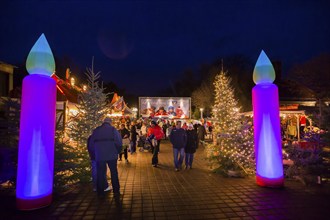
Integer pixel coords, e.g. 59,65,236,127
1,0,329,95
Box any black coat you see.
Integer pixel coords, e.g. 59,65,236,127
197,125,206,141
90,123,122,161
185,129,198,153
130,125,138,141
120,128,130,139
169,128,187,149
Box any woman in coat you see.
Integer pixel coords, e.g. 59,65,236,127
185,124,198,169
119,124,130,163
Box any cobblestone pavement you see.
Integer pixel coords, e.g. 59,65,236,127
1,140,330,219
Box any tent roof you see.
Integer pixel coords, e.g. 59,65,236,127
110,95,133,115
110,93,120,105
52,74,79,103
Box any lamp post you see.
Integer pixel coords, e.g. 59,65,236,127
200,108,203,119
70,77,75,87
132,107,138,119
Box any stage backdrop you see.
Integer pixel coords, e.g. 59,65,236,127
139,97,191,119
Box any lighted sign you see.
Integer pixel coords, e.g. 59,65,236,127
139,97,191,119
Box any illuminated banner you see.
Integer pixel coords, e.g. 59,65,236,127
139,97,191,119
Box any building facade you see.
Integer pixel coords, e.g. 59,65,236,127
0,61,16,97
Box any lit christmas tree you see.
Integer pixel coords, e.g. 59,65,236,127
206,70,255,175
65,63,109,182
212,70,241,135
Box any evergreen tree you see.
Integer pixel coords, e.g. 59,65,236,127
54,126,78,188
212,71,241,135
0,97,20,148
0,97,20,184
65,63,109,182
206,70,255,175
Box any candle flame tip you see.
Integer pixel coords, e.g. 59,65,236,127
26,34,55,76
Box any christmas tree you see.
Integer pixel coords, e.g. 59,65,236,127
212,71,241,135
0,97,20,148
0,97,20,184
206,70,255,175
54,126,79,188
65,62,109,183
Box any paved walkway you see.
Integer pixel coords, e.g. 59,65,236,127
1,140,330,220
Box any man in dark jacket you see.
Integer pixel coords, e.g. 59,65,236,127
130,121,138,154
170,121,187,171
89,117,122,196
197,123,206,148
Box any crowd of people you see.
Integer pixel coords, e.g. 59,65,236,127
87,116,211,196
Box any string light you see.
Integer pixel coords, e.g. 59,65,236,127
205,70,255,175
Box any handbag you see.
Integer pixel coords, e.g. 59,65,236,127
122,138,130,147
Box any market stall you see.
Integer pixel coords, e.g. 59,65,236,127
108,93,133,117
242,110,312,142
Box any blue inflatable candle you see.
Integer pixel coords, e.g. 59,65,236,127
16,34,57,210
252,50,284,187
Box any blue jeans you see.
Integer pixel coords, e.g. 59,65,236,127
130,141,136,153
96,159,120,195
185,153,194,167
173,148,185,169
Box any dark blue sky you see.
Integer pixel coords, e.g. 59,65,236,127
1,0,329,95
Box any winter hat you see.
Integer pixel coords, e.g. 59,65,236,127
104,117,112,124
151,121,157,125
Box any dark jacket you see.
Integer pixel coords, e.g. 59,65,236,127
130,125,138,141
197,124,206,141
120,127,130,139
120,127,130,148
170,127,187,149
90,123,122,161
185,129,198,153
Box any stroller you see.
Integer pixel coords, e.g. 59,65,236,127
138,135,153,152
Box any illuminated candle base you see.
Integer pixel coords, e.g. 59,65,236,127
253,83,284,188
256,174,284,188
16,74,56,210
16,194,52,210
